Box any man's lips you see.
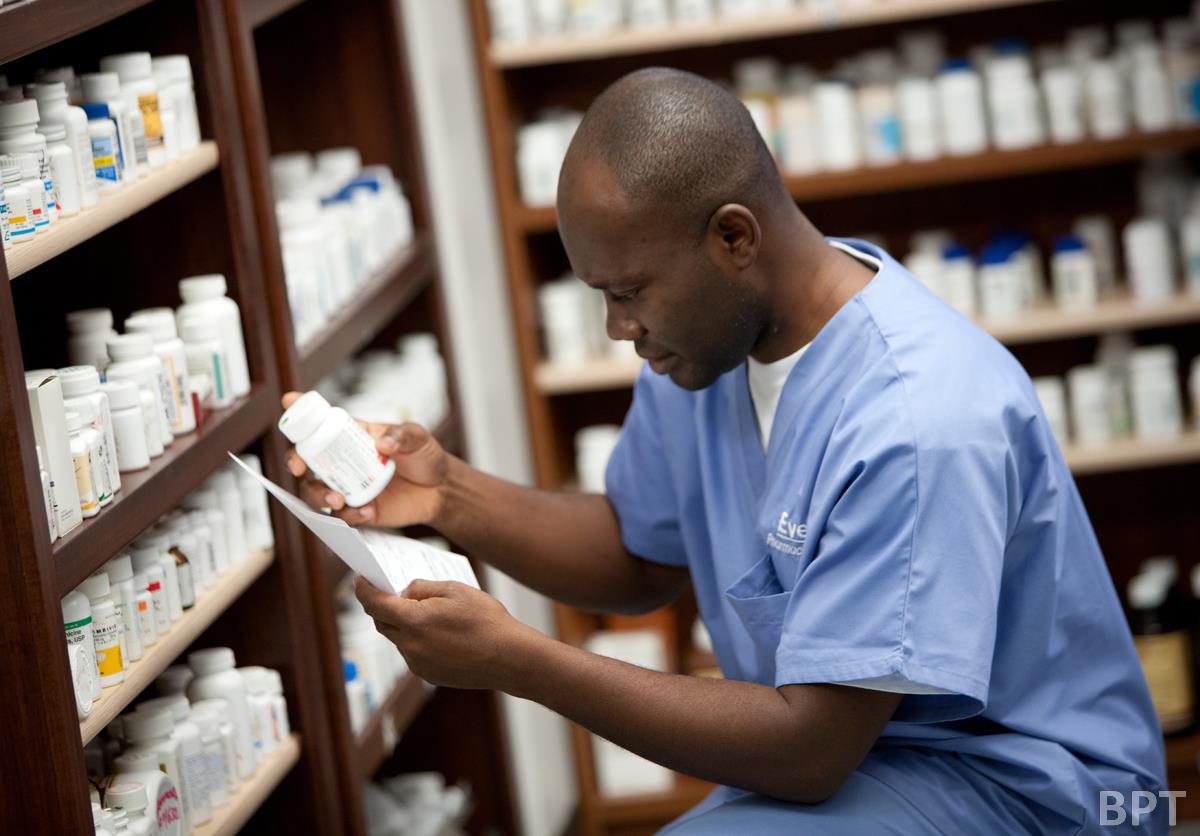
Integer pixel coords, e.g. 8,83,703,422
641,352,677,374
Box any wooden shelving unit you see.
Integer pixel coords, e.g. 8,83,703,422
516,127,1200,233
469,0,1200,831
80,548,275,742
193,734,302,836
4,142,220,279
489,0,1054,67
0,1,507,833
53,387,275,593
354,673,436,779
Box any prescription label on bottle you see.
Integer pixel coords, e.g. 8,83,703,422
64,615,92,640
155,369,178,425
73,452,99,513
162,355,185,431
139,93,164,149
91,134,119,183
310,429,389,496
1135,630,1195,733
93,619,124,677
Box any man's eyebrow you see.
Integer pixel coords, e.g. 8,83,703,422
585,273,644,290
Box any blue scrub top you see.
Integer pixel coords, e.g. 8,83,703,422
605,239,1168,834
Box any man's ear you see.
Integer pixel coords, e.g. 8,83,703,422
706,204,761,271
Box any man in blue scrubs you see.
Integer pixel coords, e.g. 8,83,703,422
288,68,1169,832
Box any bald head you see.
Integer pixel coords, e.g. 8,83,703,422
559,67,786,235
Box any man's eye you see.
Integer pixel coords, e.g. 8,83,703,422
611,288,638,304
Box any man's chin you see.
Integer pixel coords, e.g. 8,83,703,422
667,361,722,392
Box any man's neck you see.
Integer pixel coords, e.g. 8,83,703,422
750,217,876,363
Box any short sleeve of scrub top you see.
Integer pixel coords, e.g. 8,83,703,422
605,370,689,568
769,398,1008,724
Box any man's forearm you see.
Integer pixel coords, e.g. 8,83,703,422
432,456,685,613
500,630,878,803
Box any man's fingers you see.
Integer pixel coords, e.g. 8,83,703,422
355,577,419,624
403,578,468,601
377,423,430,456
286,451,307,478
281,391,303,410
299,478,345,511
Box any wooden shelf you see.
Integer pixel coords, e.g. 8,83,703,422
193,733,302,836
296,235,436,389
354,673,435,778
1065,432,1200,477
4,142,220,280
0,0,155,65
79,548,274,743
515,127,1200,233
489,0,1051,68
987,292,1200,345
54,386,276,595
536,290,1200,395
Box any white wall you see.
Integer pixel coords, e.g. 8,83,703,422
397,2,577,835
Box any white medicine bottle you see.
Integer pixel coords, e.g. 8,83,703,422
187,647,257,780
176,274,251,398
37,123,81,216
60,364,122,498
1,162,33,245
279,390,395,507
79,571,125,687
125,308,196,435
100,379,152,472
62,587,100,702
106,332,175,448
66,410,106,517
105,781,152,836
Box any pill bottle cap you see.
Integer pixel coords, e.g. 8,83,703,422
125,309,178,342
178,273,228,302
99,52,153,83
278,390,332,444
26,82,67,107
151,55,194,85
67,308,115,334
155,664,194,696
940,58,974,73
37,123,66,142
105,781,147,812
121,707,174,743
79,571,112,601
978,244,1012,266
58,365,102,396
1129,345,1176,373
79,71,122,102
65,411,84,433
137,694,189,723
343,659,359,682
35,66,76,86
106,332,155,362
0,97,39,127
15,152,38,180
1053,234,1086,253
99,379,139,410
942,243,971,261
189,646,237,675
315,146,362,183
104,553,134,583
113,749,159,773
189,697,230,716
0,163,20,184
81,101,111,121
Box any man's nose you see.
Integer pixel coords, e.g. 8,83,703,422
606,300,645,342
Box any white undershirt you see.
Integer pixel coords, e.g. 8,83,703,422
747,240,953,697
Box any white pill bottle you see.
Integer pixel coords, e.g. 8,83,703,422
278,390,395,507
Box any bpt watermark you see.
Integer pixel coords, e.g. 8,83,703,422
1100,790,1185,826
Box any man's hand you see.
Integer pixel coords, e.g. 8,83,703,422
282,391,449,528
355,577,542,691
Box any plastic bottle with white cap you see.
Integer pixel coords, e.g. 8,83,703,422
151,56,201,151
279,390,396,507
80,71,147,180
26,81,98,208
62,588,100,702
106,332,175,448
187,647,257,779
103,553,143,663
1067,365,1112,444
66,410,106,516
176,274,251,398
99,379,151,472
112,749,183,836
1130,346,1184,440
66,308,118,371
125,308,196,435
131,573,159,648
11,152,50,234
60,365,121,497
230,455,275,552
0,162,31,245
121,708,189,833
183,488,230,575
81,101,124,187
157,515,199,604
204,469,248,564
187,704,230,808
130,541,174,631
37,123,81,215
1051,234,1099,310
0,100,53,222
99,52,166,168
137,695,212,827
937,59,988,155
1123,217,1176,304
104,780,152,836
179,317,233,409
79,572,125,687
190,698,240,794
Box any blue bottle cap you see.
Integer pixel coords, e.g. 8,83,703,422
343,659,359,682
940,58,974,73
1053,234,1087,253
81,102,111,121
942,243,971,261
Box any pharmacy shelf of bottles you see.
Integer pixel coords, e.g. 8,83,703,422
53,386,275,593
3,141,219,279
192,733,302,836
488,0,1054,68
514,127,1200,233
296,235,436,390
79,547,275,743
355,673,435,779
